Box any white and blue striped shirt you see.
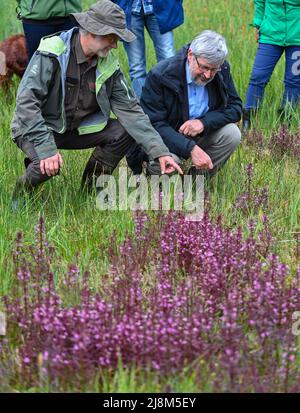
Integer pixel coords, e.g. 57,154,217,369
132,0,154,15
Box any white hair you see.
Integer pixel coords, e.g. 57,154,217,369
190,30,228,65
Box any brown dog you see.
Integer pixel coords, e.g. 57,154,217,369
0,34,28,89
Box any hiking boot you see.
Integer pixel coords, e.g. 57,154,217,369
81,156,114,194
11,181,34,212
242,109,252,133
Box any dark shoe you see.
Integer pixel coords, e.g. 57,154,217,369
126,143,148,175
242,109,252,132
11,197,26,213
81,157,102,193
81,157,114,194
11,159,36,211
145,160,163,176
187,166,211,183
11,181,34,212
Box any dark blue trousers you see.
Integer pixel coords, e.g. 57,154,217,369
23,17,78,60
245,43,300,110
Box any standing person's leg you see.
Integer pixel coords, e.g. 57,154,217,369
243,43,284,131
145,14,175,61
126,13,175,175
56,17,78,33
123,12,147,174
22,22,56,60
282,45,300,109
123,13,146,98
23,18,78,61
245,43,283,110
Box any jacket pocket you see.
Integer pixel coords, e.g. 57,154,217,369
65,76,78,107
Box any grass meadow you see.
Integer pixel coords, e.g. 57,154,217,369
0,0,299,392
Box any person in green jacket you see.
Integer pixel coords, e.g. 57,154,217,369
243,0,300,130
17,0,82,60
11,1,182,210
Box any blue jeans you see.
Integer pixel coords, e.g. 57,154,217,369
245,43,300,110
124,12,175,98
124,11,175,173
23,17,78,60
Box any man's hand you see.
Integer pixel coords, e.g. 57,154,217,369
40,153,63,176
190,145,213,170
179,119,204,137
158,156,183,175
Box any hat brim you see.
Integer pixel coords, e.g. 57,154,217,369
71,12,136,43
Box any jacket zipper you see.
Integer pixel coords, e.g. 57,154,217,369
121,79,131,100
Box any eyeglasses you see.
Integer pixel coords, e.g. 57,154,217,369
194,56,221,74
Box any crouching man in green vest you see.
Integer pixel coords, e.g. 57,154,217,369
11,0,182,209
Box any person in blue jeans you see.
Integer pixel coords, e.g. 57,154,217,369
112,0,184,98
112,0,184,174
17,0,82,60
243,0,300,131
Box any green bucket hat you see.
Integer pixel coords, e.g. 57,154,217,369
71,0,136,42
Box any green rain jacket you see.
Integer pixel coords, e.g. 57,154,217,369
253,0,300,46
18,0,82,20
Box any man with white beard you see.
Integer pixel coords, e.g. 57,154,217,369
127,30,243,178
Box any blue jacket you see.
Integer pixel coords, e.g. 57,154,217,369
140,45,243,159
112,0,184,34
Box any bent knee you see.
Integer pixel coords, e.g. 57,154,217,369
223,123,241,148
